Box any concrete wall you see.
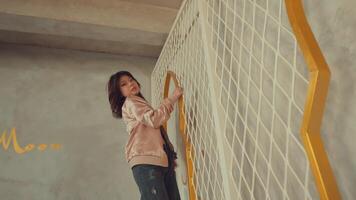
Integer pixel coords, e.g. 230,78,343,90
305,0,356,199
0,43,155,199
0,0,355,199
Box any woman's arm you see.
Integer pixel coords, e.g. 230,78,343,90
125,95,177,128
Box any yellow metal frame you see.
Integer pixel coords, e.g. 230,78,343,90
163,70,197,200
285,1,341,199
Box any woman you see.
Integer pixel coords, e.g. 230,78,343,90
107,70,183,200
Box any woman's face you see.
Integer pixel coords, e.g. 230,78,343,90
118,75,140,97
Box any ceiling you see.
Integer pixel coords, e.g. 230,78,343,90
0,0,183,57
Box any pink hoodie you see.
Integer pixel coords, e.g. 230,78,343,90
121,95,177,168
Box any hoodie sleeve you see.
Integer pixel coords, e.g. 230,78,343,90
125,95,177,129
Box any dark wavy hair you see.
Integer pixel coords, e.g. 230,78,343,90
107,71,146,118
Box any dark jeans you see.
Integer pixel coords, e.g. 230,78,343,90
132,164,181,200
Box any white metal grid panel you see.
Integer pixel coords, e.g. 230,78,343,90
152,0,226,199
152,0,320,199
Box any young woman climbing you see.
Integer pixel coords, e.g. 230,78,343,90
107,70,183,200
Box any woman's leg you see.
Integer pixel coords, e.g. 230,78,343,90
132,164,170,200
164,170,181,200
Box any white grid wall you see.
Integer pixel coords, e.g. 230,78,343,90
152,0,226,199
151,0,320,199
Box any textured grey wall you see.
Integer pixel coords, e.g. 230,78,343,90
0,0,355,199
305,0,356,199
0,43,155,199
